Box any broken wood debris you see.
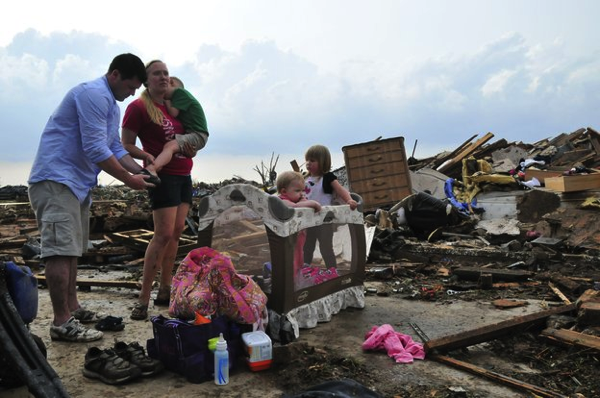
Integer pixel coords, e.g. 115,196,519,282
492,281,541,289
491,299,529,309
424,304,577,354
575,289,600,307
548,282,572,305
540,328,600,352
436,132,495,175
577,301,600,326
451,266,533,282
36,275,140,290
110,229,201,255
430,354,568,398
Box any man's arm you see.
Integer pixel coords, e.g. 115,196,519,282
118,153,144,174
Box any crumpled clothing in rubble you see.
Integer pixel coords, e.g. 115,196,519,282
362,324,425,363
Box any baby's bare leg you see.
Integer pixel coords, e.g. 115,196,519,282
146,140,180,175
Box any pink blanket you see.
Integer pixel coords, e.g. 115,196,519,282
362,324,426,363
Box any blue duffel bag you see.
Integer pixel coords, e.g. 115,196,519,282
4,261,38,324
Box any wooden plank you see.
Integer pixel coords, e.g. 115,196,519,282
36,275,139,289
548,282,572,305
111,229,198,253
424,304,577,353
544,174,600,192
552,275,582,294
492,281,541,289
452,266,533,282
554,148,594,165
492,299,528,308
540,328,600,352
576,289,600,307
0,236,27,249
524,169,564,184
587,127,600,155
431,355,568,398
430,133,479,169
578,301,600,325
437,132,495,174
569,276,593,283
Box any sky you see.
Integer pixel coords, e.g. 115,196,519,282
1,0,599,187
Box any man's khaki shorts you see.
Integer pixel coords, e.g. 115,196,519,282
28,181,90,258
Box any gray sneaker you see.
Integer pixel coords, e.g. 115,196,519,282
50,317,103,342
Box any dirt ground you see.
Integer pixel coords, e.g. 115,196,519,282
4,265,600,398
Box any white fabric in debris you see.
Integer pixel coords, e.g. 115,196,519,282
269,286,365,339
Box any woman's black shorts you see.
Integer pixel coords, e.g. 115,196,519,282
148,174,192,210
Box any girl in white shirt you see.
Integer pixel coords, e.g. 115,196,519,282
303,145,358,268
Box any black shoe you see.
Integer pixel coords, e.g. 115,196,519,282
95,316,125,331
114,341,164,376
138,169,161,186
82,347,142,385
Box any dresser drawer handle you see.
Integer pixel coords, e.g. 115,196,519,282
366,146,381,152
374,194,389,200
368,156,383,163
372,181,386,187
370,168,385,174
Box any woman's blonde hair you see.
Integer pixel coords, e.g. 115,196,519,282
276,171,305,192
142,60,166,126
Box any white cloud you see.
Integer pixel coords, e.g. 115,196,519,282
1,1,600,185
481,69,518,97
52,54,93,86
0,53,49,101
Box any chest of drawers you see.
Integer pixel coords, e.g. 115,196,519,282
342,137,412,212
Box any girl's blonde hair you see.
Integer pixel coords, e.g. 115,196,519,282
142,59,166,126
276,171,305,192
305,144,332,174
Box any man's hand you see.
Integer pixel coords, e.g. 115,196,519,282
127,173,156,190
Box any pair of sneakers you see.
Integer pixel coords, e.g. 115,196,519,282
83,341,164,385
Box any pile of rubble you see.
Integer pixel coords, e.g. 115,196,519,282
1,127,600,396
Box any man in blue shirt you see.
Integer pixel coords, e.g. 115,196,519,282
28,53,151,342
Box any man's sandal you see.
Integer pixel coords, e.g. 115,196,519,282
130,303,148,321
